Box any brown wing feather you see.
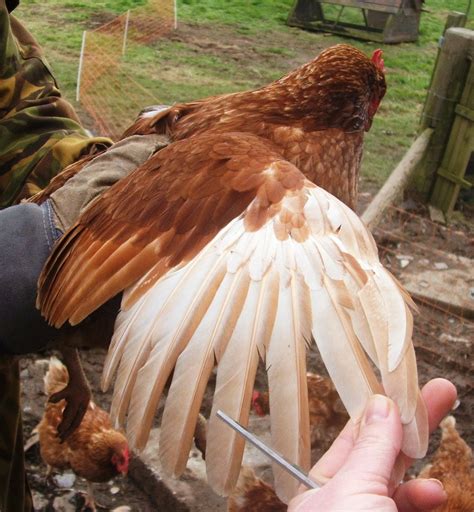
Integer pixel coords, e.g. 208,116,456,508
38,132,304,327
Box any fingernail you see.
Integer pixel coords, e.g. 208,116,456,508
427,478,445,491
364,395,391,424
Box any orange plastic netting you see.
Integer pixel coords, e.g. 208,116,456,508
77,0,175,139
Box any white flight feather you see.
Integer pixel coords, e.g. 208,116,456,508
104,246,222,424
401,391,429,458
266,263,311,502
206,277,271,495
101,296,146,391
372,266,411,370
339,255,378,366
311,275,383,419
125,251,228,449
102,243,215,391
357,278,418,423
158,268,250,475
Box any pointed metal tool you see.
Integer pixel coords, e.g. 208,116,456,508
216,409,320,490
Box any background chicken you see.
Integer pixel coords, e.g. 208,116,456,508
227,466,286,512
38,357,129,510
34,44,428,502
418,415,473,512
252,372,349,454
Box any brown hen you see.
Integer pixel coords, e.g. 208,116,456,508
252,372,349,453
418,416,474,512
227,467,286,512
38,357,129,510
36,44,428,502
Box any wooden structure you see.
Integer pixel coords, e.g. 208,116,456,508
418,26,474,218
287,0,422,43
430,61,474,215
288,0,422,43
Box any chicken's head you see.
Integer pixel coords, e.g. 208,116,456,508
272,44,387,133
111,444,130,476
251,390,269,417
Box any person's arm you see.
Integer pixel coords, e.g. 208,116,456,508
0,134,168,354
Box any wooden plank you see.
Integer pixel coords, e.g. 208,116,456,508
362,128,433,230
444,11,467,31
287,0,420,41
289,19,386,40
287,0,325,24
320,0,402,13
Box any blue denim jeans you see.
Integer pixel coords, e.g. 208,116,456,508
0,201,62,354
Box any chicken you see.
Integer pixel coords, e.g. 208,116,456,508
252,372,349,453
418,416,473,511
36,44,429,502
38,357,129,511
227,467,286,512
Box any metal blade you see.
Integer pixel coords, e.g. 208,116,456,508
216,409,320,490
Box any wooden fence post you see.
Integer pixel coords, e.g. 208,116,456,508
430,61,474,216
416,28,474,196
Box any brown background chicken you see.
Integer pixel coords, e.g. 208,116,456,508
252,372,349,453
418,416,474,512
227,466,287,512
33,44,427,502
38,357,129,510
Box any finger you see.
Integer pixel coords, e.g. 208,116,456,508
394,378,457,478
308,420,358,484
337,395,402,487
393,478,447,512
57,405,75,439
67,403,88,436
58,402,83,441
59,403,87,441
421,378,457,434
288,488,321,511
49,390,67,403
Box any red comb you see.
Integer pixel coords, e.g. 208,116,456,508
371,49,385,72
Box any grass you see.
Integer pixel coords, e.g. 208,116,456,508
15,0,473,185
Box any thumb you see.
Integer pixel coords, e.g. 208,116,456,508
337,394,403,492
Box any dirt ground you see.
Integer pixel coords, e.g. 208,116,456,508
17,17,474,512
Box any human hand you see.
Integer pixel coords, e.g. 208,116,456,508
288,378,457,512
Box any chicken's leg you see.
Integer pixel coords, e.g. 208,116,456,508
82,481,97,511
49,342,91,442
81,481,109,511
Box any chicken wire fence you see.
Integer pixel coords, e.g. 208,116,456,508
372,205,473,363
76,0,176,139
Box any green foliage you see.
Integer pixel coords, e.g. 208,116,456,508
16,0,473,185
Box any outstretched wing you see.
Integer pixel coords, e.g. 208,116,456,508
38,131,427,503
